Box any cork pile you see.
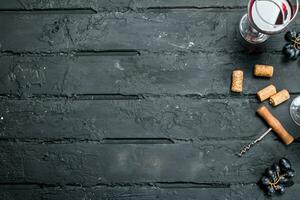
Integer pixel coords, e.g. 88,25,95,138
231,64,290,106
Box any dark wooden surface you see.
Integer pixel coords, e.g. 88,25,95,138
0,1,300,199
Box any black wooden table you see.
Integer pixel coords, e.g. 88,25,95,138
0,1,300,199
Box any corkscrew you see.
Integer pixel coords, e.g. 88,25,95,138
238,128,272,157
238,106,294,157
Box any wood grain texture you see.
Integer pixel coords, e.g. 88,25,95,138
0,11,295,53
0,53,299,96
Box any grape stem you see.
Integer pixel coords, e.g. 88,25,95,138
291,37,300,50
268,173,287,189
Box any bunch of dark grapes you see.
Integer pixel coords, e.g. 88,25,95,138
259,158,295,196
283,31,300,60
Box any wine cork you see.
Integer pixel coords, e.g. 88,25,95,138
269,89,290,106
257,84,277,102
231,70,243,93
254,64,274,77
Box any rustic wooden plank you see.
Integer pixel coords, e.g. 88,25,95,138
0,141,300,185
1,183,300,200
0,53,299,95
0,185,229,200
1,97,298,140
0,0,247,11
2,184,300,199
0,11,294,53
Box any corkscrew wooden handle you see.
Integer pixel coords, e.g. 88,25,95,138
256,106,294,145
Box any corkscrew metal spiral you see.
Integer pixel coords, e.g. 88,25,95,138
238,128,272,157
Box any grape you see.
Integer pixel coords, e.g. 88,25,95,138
283,44,296,59
265,168,277,182
276,184,286,194
285,31,297,41
293,49,300,59
278,176,289,185
285,169,296,178
260,176,271,186
259,158,295,195
285,180,295,187
271,163,280,176
283,43,293,51
283,43,300,60
266,185,275,196
283,31,300,60
279,158,292,172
